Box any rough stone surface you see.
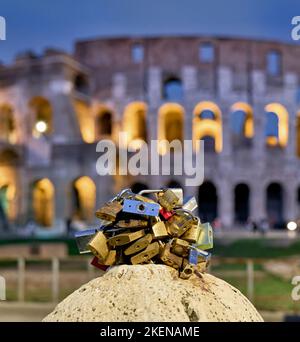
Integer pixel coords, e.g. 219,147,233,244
43,265,263,322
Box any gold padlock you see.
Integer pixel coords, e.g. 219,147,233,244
104,250,117,266
95,201,123,222
181,218,201,243
88,231,109,262
124,233,153,255
108,229,145,247
116,219,149,229
196,223,213,250
171,238,190,257
157,189,180,211
180,260,194,279
151,217,169,239
130,242,160,264
160,244,183,269
166,210,195,237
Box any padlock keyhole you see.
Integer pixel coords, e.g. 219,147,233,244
138,204,145,212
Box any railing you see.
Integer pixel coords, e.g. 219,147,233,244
0,256,298,310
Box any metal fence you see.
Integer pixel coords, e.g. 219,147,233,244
0,256,271,303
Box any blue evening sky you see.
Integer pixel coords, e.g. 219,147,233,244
0,0,300,64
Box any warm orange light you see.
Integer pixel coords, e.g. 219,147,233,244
265,103,288,147
193,101,223,153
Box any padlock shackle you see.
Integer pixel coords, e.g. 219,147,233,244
137,189,163,195
175,208,198,221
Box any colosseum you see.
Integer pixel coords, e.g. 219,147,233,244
1,35,300,235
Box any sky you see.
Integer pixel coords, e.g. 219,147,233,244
0,0,300,64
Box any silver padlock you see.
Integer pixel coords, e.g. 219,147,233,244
123,199,160,217
75,229,99,254
182,196,198,213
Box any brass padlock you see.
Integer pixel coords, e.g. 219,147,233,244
180,260,194,279
157,189,180,211
171,238,190,257
124,233,153,255
116,219,149,229
130,242,160,264
181,218,201,243
108,229,145,247
196,223,213,250
95,201,123,222
104,250,117,266
87,231,109,262
166,209,195,237
151,217,169,239
160,244,183,269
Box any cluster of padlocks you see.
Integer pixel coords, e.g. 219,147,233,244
75,188,213,279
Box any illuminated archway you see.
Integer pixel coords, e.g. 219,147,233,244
73,100,94,143
158,103,184,155
72,176,96,222
231,102,254,138
29,97,53,136
33,178,55,227
123,102,147,148
193,101,222,153
0,104,17,144
265,103,288,147
0,148,19,222
96,106,113,138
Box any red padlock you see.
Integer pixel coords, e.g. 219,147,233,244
91,256,109,271
159,207,174,220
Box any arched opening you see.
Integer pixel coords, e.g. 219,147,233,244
0,148,19,223
131,182,149,194
96,108,113,138
158,103,184,155
198,181,218,222
123,102,147,148
73,99,94,143
193,102,222,153
266,182,284,228
297,186,300,218
72,176,96,222
74,73,90,95
163,77,183,102
265,103,288,147
296,113,300,158
0,185,9,231
231,103,254,148
0,104,17,144
29,97,53,136
234,184,250,224
33,178,54,227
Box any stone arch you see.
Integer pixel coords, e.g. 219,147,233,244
29,97,53,136
198,181,218,222
158,103,184,155
73,99,94,143
265,103,288,147
234,183,250,224
96,105,113,138
32,178,55,227
296,112,300,157
74,73,90,95
266,182,284,228
72,176,96,222
0,104,17,144
193,101,222,153
231,102,254,138
123,102,147,148
163,76,183,102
